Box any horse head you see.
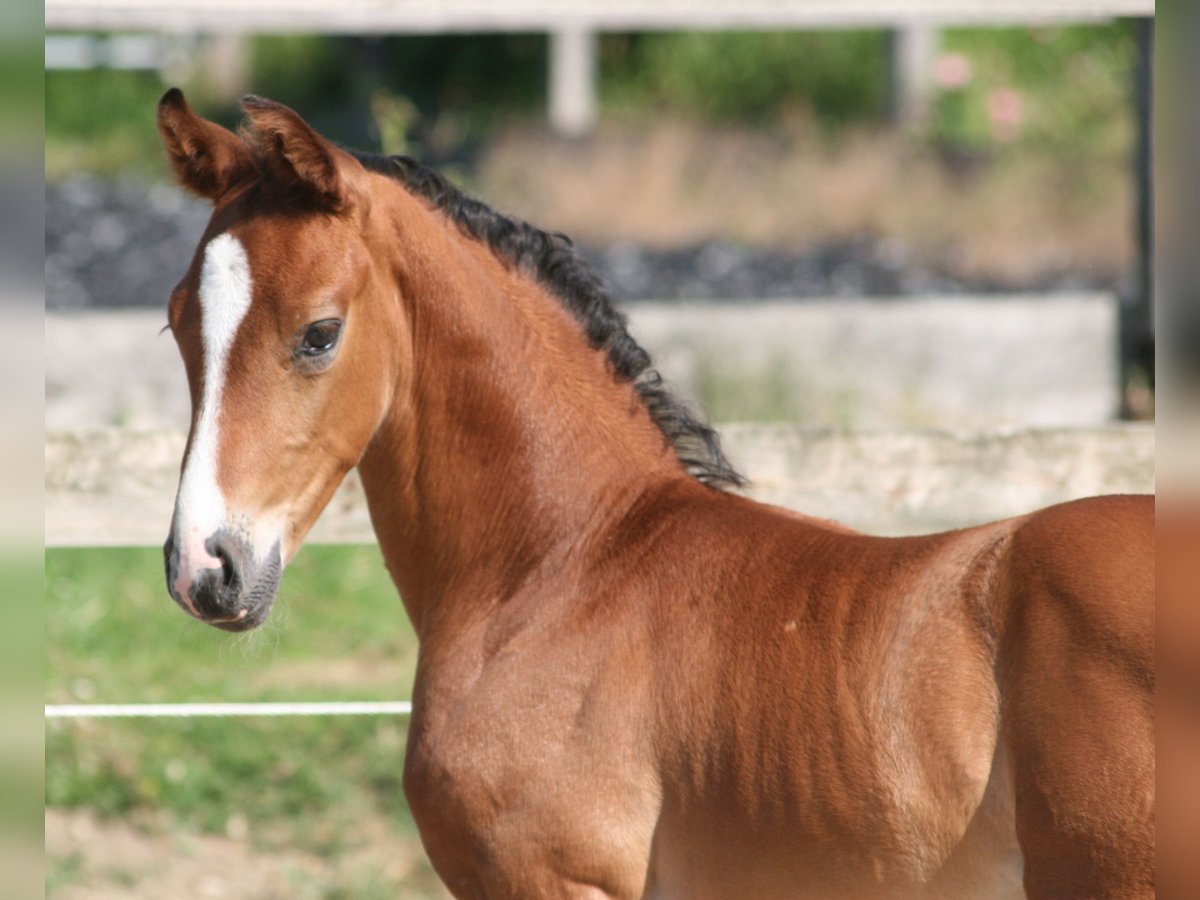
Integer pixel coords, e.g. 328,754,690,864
158,89,401,630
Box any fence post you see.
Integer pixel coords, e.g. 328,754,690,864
549,26,597,137
889,23,938,126
1120,16,1154,418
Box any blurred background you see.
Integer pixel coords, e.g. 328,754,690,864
44,1,1155,897
46,6,1157,429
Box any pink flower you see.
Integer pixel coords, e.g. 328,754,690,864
933,53,972,90
986,88,1024,142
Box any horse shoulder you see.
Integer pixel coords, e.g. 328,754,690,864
998,494,1154,898
402,586,662,898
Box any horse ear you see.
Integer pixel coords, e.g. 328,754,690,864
240,95,349,210
157,88,256,201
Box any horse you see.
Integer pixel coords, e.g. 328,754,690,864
156,89,1154,899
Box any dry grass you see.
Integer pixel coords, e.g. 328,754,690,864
477,120,1133,281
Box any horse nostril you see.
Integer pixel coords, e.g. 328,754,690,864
205,532,242,592
214,545,235,588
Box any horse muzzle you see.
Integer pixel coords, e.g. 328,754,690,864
163,529,281,631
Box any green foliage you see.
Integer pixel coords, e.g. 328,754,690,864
370,88,421,157
45,69,175,178
931,23,1135,159
44,26,1136,178
249,35,351,117
249,33,548,154
376,34,548,116
601,31,890,126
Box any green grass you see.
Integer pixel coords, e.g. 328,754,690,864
45,69,175,180
46,545,416,705
45,545,440,894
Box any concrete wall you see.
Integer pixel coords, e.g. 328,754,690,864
629,294,1119,428
47,296,1119,431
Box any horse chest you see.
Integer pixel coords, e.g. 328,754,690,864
402,647,662,898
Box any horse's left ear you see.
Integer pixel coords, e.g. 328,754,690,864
157,88,256,201
241,95,352,211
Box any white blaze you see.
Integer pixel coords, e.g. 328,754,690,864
172,233,253,594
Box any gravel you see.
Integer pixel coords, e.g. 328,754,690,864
46,177,1125,310
47,178,212,310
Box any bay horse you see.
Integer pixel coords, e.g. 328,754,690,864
156,89,1153,899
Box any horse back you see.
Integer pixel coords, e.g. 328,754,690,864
643,489,1152,898
643,488,1022,896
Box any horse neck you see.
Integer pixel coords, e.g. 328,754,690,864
356,188,684,633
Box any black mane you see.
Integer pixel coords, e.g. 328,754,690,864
350,150,745,490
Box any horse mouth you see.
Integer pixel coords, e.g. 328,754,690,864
169,583,276,631
190,575,278,632
164,533,281,631
206,607,268,632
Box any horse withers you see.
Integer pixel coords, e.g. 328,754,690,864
156,89,1154,899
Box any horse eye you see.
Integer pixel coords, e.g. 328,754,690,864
298,319,342,357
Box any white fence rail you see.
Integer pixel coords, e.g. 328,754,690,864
44,0,1154,33
46,701,413,718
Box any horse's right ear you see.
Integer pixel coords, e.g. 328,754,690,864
156,88,256,201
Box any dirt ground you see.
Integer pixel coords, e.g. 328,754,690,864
46,808,449,899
